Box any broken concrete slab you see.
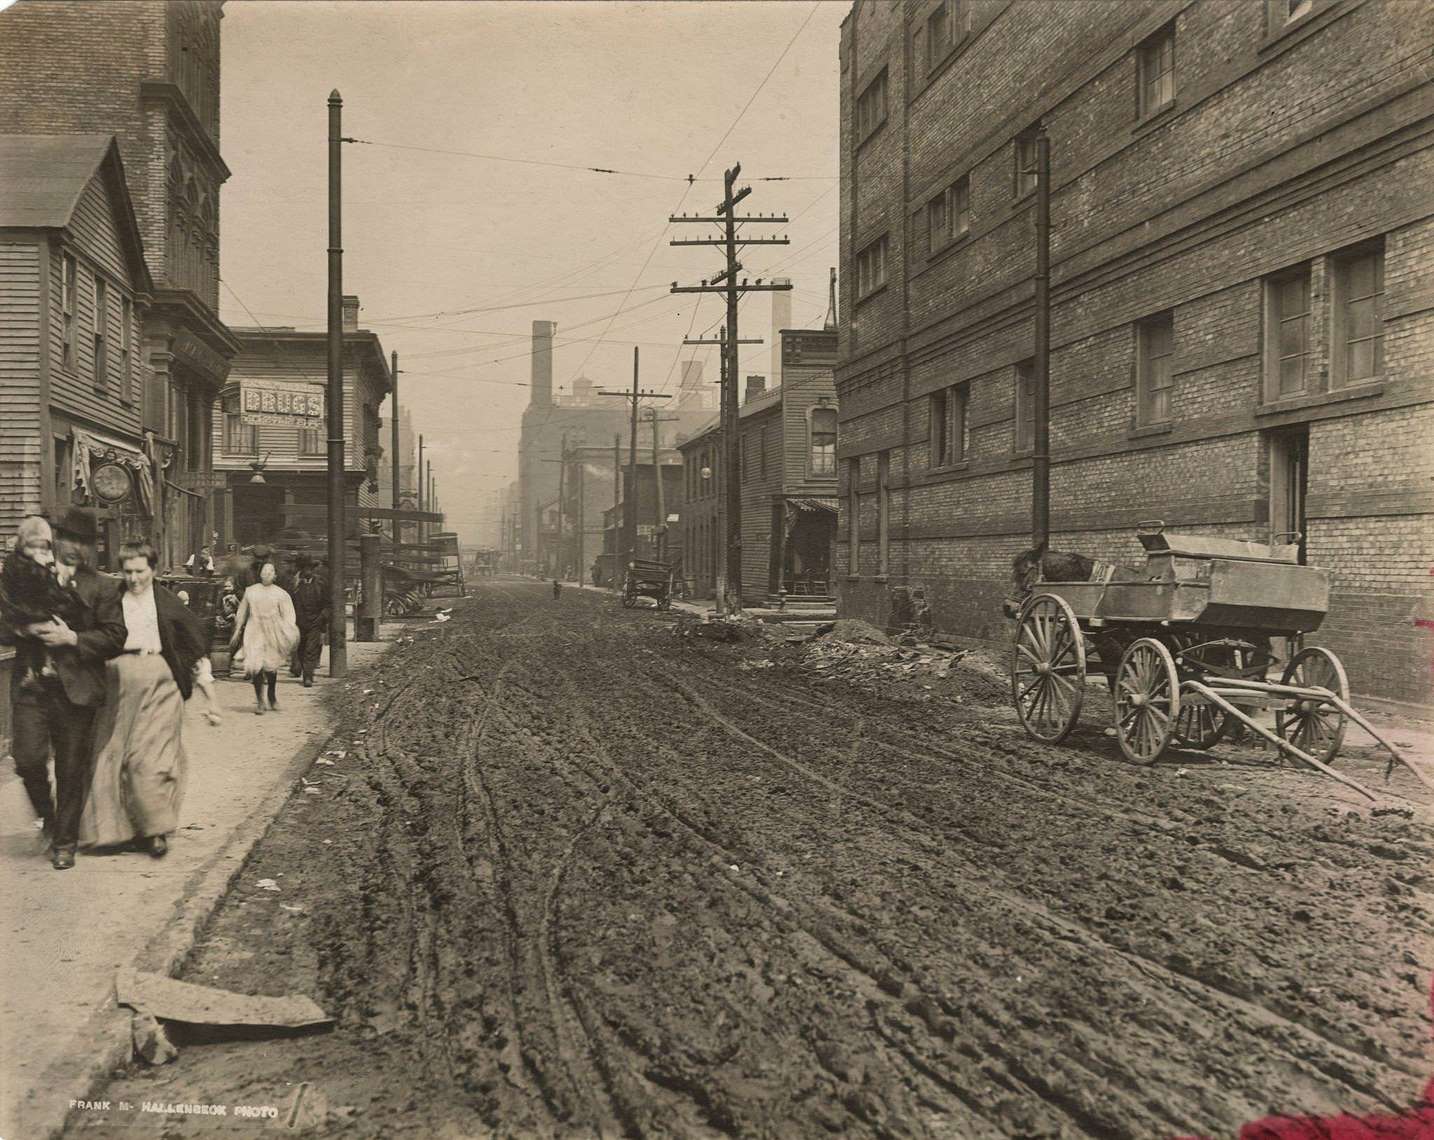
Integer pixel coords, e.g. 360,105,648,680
115,969,332,1031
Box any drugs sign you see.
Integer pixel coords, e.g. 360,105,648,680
240,381,325,427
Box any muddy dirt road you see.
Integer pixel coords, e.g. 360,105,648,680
76,581,1432,1138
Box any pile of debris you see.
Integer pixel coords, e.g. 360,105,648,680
672,611,766,643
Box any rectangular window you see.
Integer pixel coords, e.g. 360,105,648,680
61,253,77,369
856,235,888,299
930,381,968,467
847,457,861,574
93,276,108,390
298,427,325,455
928,175,970,253
1015,128,1040,199
926,2,951,71
1332,244,1384,386
1265,266,1311,400
1138,23,1176,118
223,392,258,454
877,450,890,577
1014,359,1035,453
1136,311,1175,425
810,406,838,475
119,295,133,403
1269,0,1313,30
855,69,888,140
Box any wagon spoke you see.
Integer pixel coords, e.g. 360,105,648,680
1017,675,1042,703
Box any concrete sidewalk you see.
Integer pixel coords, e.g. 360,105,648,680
0,625,402,1140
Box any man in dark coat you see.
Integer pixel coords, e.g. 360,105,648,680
0,507,126,869
288,554,329,686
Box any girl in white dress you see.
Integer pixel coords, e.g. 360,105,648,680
228,561,300,715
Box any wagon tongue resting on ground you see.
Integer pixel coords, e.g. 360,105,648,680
1008,525,1427,798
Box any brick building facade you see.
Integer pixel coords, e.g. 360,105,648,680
836,0,1434,704
0,0,238,567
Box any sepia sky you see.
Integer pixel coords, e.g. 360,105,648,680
218,0,848,543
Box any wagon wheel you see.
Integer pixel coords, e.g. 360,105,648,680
1169,639,1234,749
621,590,636,609
1275,646,1348,765
1011,593,1087,744
384,593,407,617
1115,637,1180,765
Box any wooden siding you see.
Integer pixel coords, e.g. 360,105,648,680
45,172,145,441
782,364,841,497
211,345,379,476
0,240,44,535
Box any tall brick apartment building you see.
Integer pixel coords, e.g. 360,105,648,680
0,0,238,567
836,0,1434,704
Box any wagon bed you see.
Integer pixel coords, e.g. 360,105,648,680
1008,524,1423,800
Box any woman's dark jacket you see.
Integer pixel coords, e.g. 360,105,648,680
152,584,209,700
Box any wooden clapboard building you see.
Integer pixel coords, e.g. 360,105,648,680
211,297,391,551
0,134,155,564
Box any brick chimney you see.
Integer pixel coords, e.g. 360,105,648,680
745,374,766,403
342,294,360,332
530,319,556,406
771,278,792,382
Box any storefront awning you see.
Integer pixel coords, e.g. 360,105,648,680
787,497,838,514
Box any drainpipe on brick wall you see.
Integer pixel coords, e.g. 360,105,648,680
1032,129,1051,550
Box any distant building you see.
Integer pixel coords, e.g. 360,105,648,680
679,329,839,605
837,0,1434,702
0,135,153,563
211,297,391,551
0,0,239,566
599,461,685,583
517,320,714,575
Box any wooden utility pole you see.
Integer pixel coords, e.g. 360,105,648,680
416,433,424,548
1032,129,1052,549
598,350,671,570
611,434,621,589
670,163,791,612
576,455,585,585
647,408,680,563
390,350,400,551
325,89,346,676
539,433,569,577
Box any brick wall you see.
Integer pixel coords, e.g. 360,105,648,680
835,0,1434,704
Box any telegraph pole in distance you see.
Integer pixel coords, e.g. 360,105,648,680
670,163,791,613
598,348,671,570
647,408,681,564
390,350,400,551
416,433,424,548
326,89,346,676
611,434,621,589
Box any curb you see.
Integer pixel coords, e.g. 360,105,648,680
14,714,355,1140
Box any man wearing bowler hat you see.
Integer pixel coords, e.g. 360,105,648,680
0,507,126,869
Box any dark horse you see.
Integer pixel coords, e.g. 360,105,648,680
1010,542,1097,598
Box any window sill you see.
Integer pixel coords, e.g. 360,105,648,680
855,118,888,152
874,575,890,584
927,460,970,475
1132,99,1178,138
855,282,889,307
1255,378,1384,417
1127,421,1173,440
926,230,972,267
1009,453,1034,469
845,575,862,583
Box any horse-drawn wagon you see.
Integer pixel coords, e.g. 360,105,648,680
1007,523,1423,798
621,558,674,610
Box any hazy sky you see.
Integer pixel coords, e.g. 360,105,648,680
218,0,848,543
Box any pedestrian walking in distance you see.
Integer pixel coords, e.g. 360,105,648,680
80,541,222,858
229,560,300,715
288,554,329,687
552,578,561,600
0,509,126,870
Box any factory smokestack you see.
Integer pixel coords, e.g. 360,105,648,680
530,319,556,406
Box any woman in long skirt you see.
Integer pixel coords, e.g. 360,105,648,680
81,541,222,857
229,560,300,715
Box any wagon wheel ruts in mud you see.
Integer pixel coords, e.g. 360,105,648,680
1011,593,1087,744
1274,645,1349,765
1115,637,1180,765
